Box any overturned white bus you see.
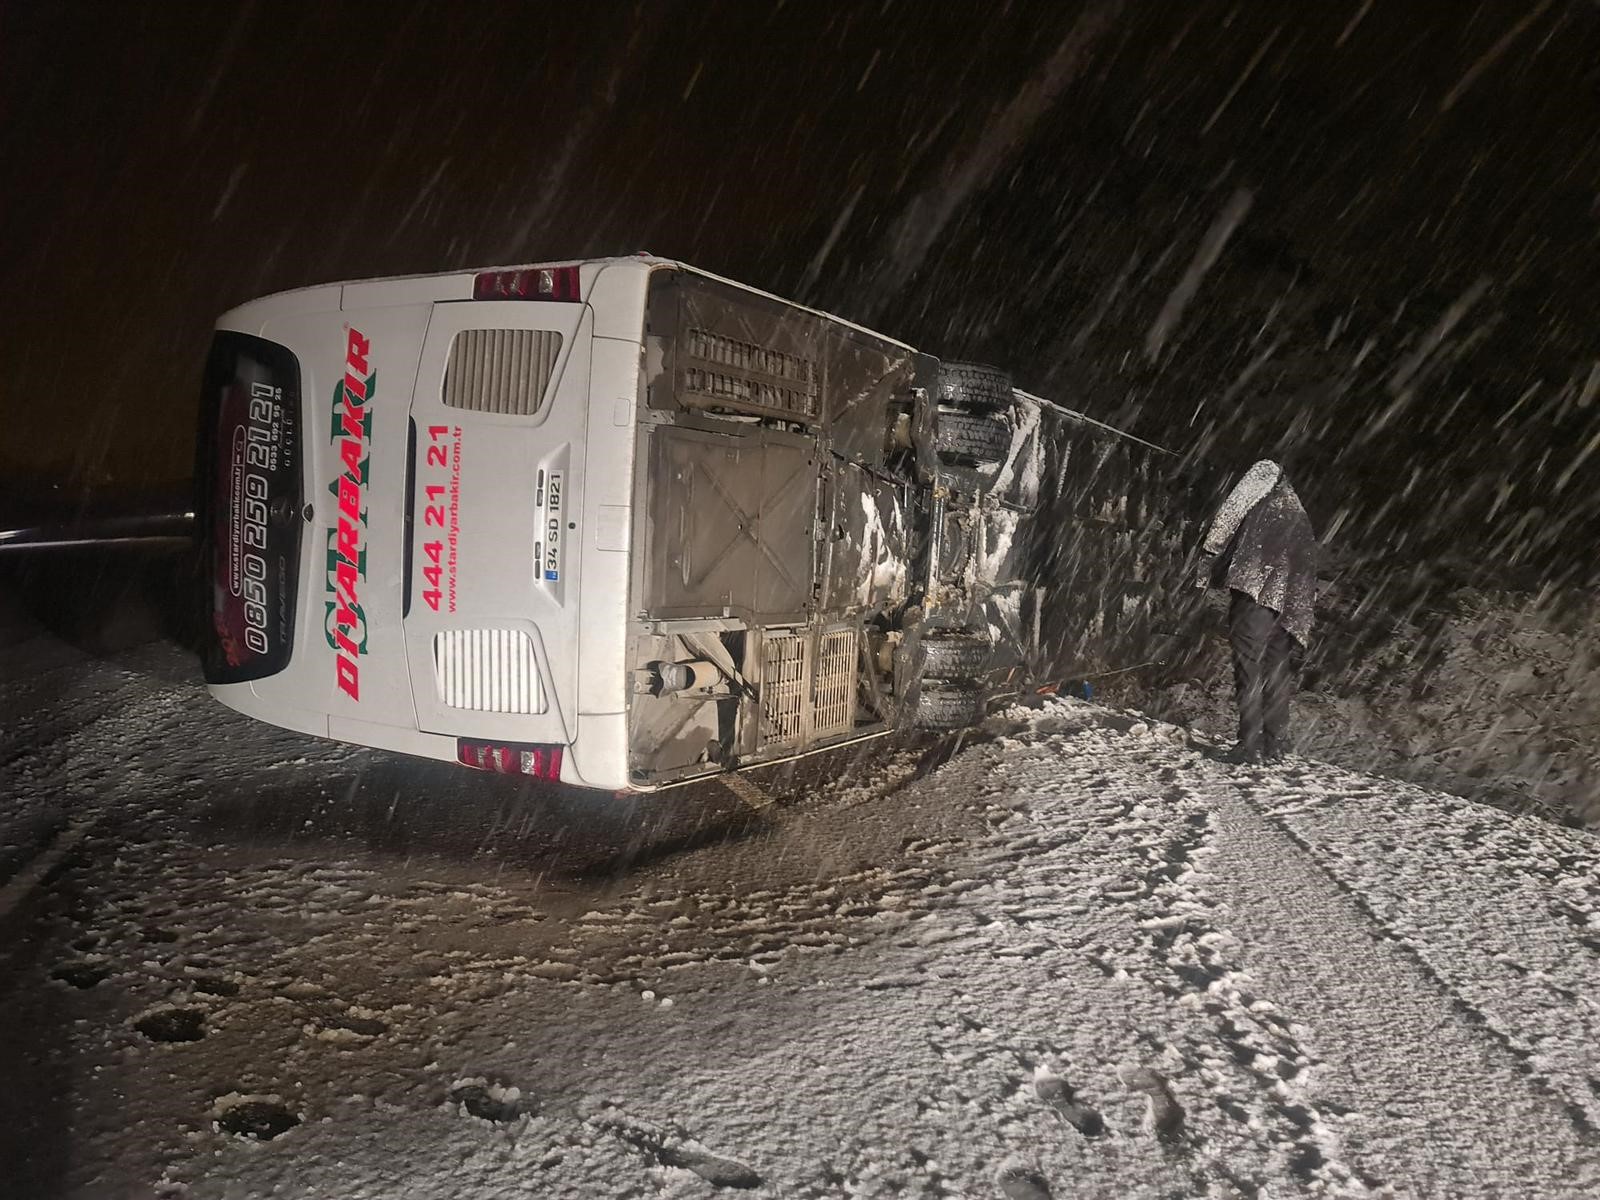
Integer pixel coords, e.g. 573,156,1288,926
197,256,1177,791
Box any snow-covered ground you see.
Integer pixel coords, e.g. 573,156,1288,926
3,595,1600,1198
1161,579,1600,830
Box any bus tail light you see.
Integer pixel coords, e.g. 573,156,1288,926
472,266,581,302
456,739,564,780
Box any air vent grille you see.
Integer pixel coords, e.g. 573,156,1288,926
812,628,857,739
681,327,819,421
432,628,546,713
444,329,562,415
760,631,806,746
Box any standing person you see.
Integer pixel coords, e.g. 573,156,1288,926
1195,459,1318,763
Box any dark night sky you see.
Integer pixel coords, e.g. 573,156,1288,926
3,0,1599,576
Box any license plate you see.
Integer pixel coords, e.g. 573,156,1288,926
543,471,563,581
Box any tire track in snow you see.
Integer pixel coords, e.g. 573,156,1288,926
0,655,157,769
961,712,1600,1195
1071,765,1376,1196
1194,757,1600,1195
1226,761,1600,1146
854,724,1373,1197
569,843,972,987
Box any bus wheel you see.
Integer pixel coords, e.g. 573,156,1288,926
912,681,988,730
936,413,1010,466
919,633,994,679
935,361,1013,411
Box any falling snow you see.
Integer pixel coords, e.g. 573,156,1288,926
5,3,1600,1196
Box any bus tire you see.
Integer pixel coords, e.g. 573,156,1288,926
912,682,988,730
936,413,1010,466
935,361,1013,410
920,634,994,680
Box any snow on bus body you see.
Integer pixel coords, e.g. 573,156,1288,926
199,257,655,790
199,257,1172,793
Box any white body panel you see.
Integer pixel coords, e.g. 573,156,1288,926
205,258,651,789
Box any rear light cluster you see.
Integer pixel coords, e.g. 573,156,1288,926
456,739,564,780
473,266,581,302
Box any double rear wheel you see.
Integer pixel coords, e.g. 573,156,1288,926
911,632,994,730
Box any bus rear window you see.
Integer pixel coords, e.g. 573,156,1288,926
195,332,303,684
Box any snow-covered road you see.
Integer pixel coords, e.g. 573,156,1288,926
2,600,1599,1199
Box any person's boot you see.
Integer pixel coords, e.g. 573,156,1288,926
1219,741,1262,765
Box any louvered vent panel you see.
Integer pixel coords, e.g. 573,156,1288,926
760,632,806,746
681,327,819,421
444,329,563,415
812,628,857,739
432,629,546,713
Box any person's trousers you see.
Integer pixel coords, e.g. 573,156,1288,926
1228,590,1296,748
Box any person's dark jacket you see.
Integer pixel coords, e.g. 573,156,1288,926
1196,460,1318,646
